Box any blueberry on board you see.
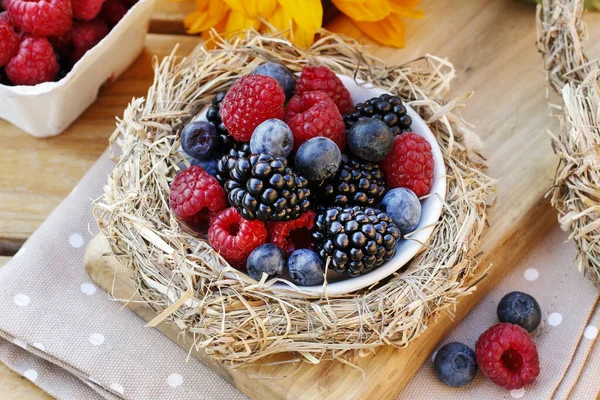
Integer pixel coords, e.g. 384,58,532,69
497,291,542,333
347,118,394,162
247,243,286,281
295,137,342,181
181,121,220,160
252,62,296,99
250,119,294,158
191,157,218,177
379,188,422,235
434,342,478,388
288,249,325,286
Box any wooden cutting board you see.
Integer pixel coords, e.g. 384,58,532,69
84,1,600,399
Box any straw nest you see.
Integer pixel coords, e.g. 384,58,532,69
93,31,493,366
537,0,600,285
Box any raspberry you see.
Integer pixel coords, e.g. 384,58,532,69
7,0,72,37
6,36,59,85
99,0,127,27
0,11,12,24
208,207,268,266
220,75,285,142
0,20,19,67
380,132,434,197
296,66,354,114
48,31,73,57
70,19,109,63
284,91,346,151
268,210,316,256
476,323,540,390
72,0,107,20
169,166,227,224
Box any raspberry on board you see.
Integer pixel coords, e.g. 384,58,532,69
8,0,72,37
208,207,268,266
476,323,540,390
380,132,434,197
0,20,19,67
72,0,107,20
268,210,316,256
169,165,227,224
6,36,59,85
296,66,354,114
70,19,110,63
284,91,346,151
220,74,286,142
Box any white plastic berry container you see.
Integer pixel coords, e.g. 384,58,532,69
0,0,155,138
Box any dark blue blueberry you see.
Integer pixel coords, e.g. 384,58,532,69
288,249,324,286
434,342,478,388
295,137,342,181
379,188,421,235
181,121,219,160
191,157,218,177
347,118,394,162
247,243,286,281
250,119,294,158
252,62,296,100
497,291,542,333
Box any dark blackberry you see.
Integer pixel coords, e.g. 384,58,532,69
312,206,400,276
215,143,252,185
343,94,412,136
206,91,235,152
314,154,386,208
223,153,311,222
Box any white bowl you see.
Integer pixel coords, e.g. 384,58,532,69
0,0,155,138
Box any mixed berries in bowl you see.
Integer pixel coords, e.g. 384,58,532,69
170,63,446,295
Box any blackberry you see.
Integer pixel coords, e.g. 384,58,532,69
343,94,412,136
206,91,235,152
312,206,400,276
223,153,311,222
315,154,386,208
215,143,251,185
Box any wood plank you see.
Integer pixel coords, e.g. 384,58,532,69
150,0,194,35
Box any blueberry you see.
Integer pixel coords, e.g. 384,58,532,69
250,119,294,158
347,118,394,162
295,137,342,181
433,342,478,388
247,244,286,281
497,291,542,333
181,121,219,160
252,62,296,99
379,188,421,235
288,249,325,286
191,157,218,177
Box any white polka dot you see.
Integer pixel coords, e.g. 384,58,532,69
110,383,124,394
32,342,45,351
80,283,97,295
24,369,38,382
69,233,84,248
584,325,598,339
13,293,30,307
14,246,26,258
89,333,105,346
510,388,525,398
167,373,184,387
13,338,27,349
524,268,539,281
548,312,563,326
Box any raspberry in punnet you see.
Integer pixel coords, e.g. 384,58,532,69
268,210,316,256
220,74,286,142
208,207,268,266
100,0,127,27
0,19,19,67
70,19,109,63
284,91,346,151
296,66,354,114
6,36,59,85
476,323,540,390
7,0,72,37
380,132,434,197
72,0,107,20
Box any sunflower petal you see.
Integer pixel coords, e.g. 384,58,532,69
201,13,230,49
353,12,406,47
277,0,323,33
331,0,391,22
225,10,262,35
389,0,424,19
185,1,230,33
325,13,363,41
291,22,317,48
224,0,277,18
268,4,293,32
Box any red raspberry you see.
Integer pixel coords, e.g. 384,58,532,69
70,19,109,63
169,166,227,224
220,75,285,142
72,0,107,20
284,91,346,151
380,132,434,197
99,0,127,27
208,207,268,266
0,20,19,67
6,36,59,85
476,323,540,390
7,0,72,37
268,210,316,256
48,31,73,57
296,66,354,114
0,11,12,24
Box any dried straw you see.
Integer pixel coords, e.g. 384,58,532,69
93,30,493,366
537,0,600,285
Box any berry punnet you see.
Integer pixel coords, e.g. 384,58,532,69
288,249,324,286
312,206,400,276
247,243,286,281
296,66,354,114
0,20,19,67
497,292,542,333
434,342,478,388
180,121,220,160
476,323,540,390
379,188,421,235
252,62,296,100
205,91,236,153
295,137,342,181
249,119,294,158
6,36,60,85
344,93,412,136
347,118,394,162
268,210,316,256
8,0,73,37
